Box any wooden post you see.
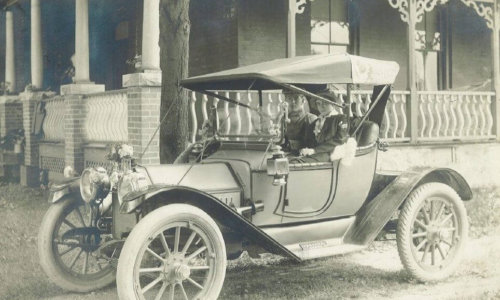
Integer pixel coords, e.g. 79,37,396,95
74,0,90,83
31,0,43,89
408,0,418,143
5,10,15,93
287,0,296,58
493,1,500,141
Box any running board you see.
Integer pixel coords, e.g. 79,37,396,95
285,238,366,260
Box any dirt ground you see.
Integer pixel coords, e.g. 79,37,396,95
1,184,499,300
40,234,500,300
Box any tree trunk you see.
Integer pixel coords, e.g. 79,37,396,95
159,0,191,163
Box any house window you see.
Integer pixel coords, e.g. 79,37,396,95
415,30,441,90
310,0,349,54
415,9,445,91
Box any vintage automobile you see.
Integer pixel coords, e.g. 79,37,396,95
38,53,472,300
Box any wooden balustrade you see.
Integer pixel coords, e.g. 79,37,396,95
416,91,495,141
83,90,128,142
188,90,284,141
42,96,65,141
187,89,496,144
339,90,410,142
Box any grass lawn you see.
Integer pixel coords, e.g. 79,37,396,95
0,183,499,300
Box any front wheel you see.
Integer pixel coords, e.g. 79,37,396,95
116,204,227,300
38,196,115,292
397,182,468,282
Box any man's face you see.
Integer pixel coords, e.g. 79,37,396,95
284,93,305,114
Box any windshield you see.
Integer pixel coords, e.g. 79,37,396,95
213,90,285,142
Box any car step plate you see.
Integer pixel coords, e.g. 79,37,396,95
287,238,366,260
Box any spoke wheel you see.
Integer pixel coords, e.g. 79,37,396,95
397,182,468,282
117,204,226,300
38,196,115,292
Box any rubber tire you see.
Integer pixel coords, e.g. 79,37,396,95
116,204,227,300
397,182,468,282
37,196,116,292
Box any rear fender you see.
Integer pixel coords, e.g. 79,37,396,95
120,186,301,262
344,167,472,246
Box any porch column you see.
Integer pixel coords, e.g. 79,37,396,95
141,0,160,71
122,0,161,87
31,0,43,89
407,0,418,143
493,1,500,141
287,0,296,58
60,0,104,95
74,0,90,83
5,10,15,93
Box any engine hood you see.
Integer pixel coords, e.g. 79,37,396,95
138,162,240,193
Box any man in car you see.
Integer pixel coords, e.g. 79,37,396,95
296,89,355,163
282,90,317,154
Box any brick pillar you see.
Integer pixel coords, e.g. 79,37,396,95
64,95,86,174
19,91,43,186
126,87,161,165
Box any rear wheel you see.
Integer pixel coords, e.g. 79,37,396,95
116,204,226,300
397,182,468,281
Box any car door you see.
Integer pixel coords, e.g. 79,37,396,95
274,161,339,220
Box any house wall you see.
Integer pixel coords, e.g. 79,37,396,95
378,142,500,188
42,0,75,91
355,0,409,90
237,0,286,67
189,0,239,76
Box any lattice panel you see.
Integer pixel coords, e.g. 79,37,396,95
85,160,114,172
40,156,65,173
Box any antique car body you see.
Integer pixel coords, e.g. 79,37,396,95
38,53,472,299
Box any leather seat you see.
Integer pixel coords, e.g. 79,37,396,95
353,121,379,147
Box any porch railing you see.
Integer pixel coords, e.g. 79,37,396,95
416,91,495,141
349,90,410,142
188,90,412,143
83,90,128,143
188,90,283,143
42,96,65,141
187,89,496,144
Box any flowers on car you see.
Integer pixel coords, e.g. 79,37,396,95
107,143,134,163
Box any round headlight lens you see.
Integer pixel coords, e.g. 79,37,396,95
80,167,110,203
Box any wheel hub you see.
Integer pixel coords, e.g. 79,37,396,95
61,227,101,252
174,264,191,281
161,253,191,283
426,223,441,244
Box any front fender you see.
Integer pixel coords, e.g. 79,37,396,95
48,177,81,203
345,167,472,246
120,185,301,262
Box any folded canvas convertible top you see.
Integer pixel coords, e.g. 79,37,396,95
181,53,400,91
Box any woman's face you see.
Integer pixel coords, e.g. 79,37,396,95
315,100,335,115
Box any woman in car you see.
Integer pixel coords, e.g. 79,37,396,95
295,89,351,163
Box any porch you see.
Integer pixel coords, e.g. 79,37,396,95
0,0,499,186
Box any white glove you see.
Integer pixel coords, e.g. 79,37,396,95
299,148,315,156
340,138,357,166
330,144,346,161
